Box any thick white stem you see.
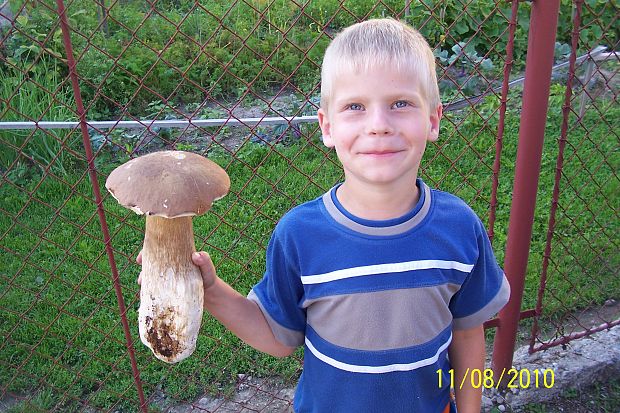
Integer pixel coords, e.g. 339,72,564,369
139,215,204,363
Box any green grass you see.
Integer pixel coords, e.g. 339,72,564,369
1,88,618,411
517,376,620,413
0,60,81,178
0,137,341,411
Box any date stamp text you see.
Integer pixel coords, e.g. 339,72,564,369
437,368,555,390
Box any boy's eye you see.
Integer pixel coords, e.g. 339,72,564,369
347,103,363,111
393,100,409,109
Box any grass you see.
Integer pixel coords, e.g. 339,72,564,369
0,60,81,178
1,86,618,411
0,137,340,411
515,376,620,413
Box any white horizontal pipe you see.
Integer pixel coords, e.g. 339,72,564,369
0,115,319,130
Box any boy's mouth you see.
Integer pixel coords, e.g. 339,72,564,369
360,149,404,156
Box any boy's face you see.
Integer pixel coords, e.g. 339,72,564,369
318,65,442,188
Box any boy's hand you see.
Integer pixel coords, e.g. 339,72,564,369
135,250,218,293
190,251,217,290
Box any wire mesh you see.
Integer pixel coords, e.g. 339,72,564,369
528,0,619,352
1,0,618,411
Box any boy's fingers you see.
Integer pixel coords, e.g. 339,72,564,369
136,251,143,286
192,251,213,271
192,251,216,286
136,251,212,286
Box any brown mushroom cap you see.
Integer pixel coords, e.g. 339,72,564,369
105,151,230,218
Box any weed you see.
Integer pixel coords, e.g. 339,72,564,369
0,59,80,176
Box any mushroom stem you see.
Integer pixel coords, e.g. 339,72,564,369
139,215,204,363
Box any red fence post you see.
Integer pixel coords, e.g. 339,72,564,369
55,0,147,409
491,0,561,378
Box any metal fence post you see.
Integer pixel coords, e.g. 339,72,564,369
55,0,147,409
491,0,561,378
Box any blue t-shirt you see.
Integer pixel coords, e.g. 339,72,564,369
248,179,510,413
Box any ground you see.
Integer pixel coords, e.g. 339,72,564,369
519,377,620,413
483,322,620,413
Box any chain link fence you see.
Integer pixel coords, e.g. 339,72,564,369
0,0,617,411
525,0,619,352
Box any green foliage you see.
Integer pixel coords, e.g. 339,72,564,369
0,59,80,177
3,0,615,119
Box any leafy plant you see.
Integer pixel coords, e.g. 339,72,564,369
4,0,616,119
554,42,572,62
0,59,80,176
436,42,495,72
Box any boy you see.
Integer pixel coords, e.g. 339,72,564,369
145,18,510,412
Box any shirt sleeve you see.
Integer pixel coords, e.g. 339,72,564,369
247,225,306,347
449,218,510,330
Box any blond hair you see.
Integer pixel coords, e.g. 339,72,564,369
320,18,440,112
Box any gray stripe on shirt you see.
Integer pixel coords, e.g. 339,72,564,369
248,289,305,347
452,274,511,330
304,284,460,351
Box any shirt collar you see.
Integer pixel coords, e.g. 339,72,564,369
321,179,431,237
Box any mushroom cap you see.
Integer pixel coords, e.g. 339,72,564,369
105,151,230,218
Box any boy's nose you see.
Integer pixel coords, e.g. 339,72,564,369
365,109,394,135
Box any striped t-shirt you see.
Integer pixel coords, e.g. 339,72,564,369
248,179,510,413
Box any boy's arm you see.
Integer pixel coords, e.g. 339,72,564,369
448,325,486,413
193,251,297,358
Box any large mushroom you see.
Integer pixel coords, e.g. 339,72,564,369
105,150,230,363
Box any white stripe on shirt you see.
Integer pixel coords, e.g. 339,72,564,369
304,332,452,374
300,260,474,285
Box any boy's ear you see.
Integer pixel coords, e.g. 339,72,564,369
427,103,443,142
317,108,334,148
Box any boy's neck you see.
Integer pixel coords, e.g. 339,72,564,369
335,179,420,221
